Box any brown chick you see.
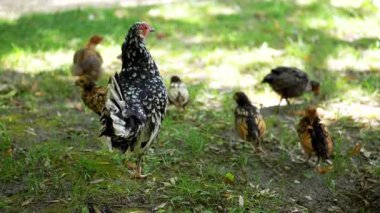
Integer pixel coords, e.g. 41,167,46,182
75,75,107,116
72,35,104,81
297,107,333,166
262,66,320,109
234,91,266,152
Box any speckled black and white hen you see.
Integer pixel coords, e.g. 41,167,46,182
100,22,167,178
168,75,189,110
262,66,320,109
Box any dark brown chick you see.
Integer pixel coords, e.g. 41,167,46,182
75,75,107,115
297,106,333,166
72,35,104,81
234,91,266,152
262,66,320,108
168,76,189,110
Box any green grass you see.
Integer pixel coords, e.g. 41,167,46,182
0,0,379,211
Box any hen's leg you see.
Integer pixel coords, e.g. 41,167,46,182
131,155,150,179
285,98,291,106
277,97,283,113
106,137,113,152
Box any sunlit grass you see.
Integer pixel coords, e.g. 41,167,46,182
326,47,380,71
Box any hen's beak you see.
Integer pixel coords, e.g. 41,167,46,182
150,28,155,32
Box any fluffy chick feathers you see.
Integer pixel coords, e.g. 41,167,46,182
297,107,333,165
234,92,266,151
72,35,104,81
168,76,189,110
75,75,106,116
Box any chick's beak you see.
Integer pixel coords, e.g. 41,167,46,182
150,27,155,32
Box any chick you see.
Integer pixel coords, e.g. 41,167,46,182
262,66,320,109
72,35,104,81
75,75,106,116
234,91,266,152
297,107,333,166
168,76,189,110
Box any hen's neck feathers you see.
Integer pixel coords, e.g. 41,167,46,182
121,33,157,73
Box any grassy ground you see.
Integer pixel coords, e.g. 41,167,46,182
0,0,379,212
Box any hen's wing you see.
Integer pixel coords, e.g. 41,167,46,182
270,67,308,92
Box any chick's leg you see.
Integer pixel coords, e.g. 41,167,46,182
255,139,265,154
314,156,321,167
305,154,311,163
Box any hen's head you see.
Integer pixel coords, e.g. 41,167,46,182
128,22,155,40
89,35,103,45
311,81,320,96
234,91,251,106
75,75,95,90
170,75,182,83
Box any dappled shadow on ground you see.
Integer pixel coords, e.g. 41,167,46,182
0,69,102,148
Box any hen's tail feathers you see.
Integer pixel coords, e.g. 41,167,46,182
103,73,143,140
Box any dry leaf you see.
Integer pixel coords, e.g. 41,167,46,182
316,166,334,174
169,177,177,185
126,161,137,169
25,127,37,136
35,91,44,97
223,191,233,200
5,148,13,157
238,195,244,207
31,82,38,92
46,200,60,203
21,198,33,206
90,178,104,184
75,102,83,112
154,202,167,211
93,205,102,213
361,147,371,158
349,143,361,156
305,195,312,201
